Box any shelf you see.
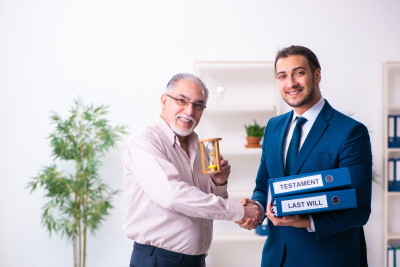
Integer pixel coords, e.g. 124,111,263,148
195,61,274,267
221,147,262,156
205,105,276,114
207,232,266,266
384,105,400,111
386,233,400,240
212,233,267,241
383,62,400,266
386,148,400,153
227,191,254,201
387,192,400,197
195,61,277,107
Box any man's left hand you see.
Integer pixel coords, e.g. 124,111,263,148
210,156,230,186
266,203,311,228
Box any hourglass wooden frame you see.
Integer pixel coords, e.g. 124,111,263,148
199,138,223,174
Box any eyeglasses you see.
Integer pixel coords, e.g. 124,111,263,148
166,94,206,111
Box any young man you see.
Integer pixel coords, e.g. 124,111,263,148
123,73,262,267
238,46,372,266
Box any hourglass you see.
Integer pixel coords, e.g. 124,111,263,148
199,138,223,174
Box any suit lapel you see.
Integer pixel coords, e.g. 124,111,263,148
292,101,334,174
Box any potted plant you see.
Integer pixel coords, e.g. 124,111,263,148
244,120,265,148
27,98,127,267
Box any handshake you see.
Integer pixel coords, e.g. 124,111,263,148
235,198,313,229
211,157,311,229
235,198,264,230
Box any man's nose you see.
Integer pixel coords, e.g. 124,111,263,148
183,103,195,116
287,75,298,88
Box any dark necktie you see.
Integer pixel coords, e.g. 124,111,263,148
285,117,307,176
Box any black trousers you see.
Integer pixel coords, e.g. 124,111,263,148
130,242,207,267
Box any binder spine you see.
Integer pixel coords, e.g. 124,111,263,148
396,159,400,192
388,115,400,148
272,189,357,216
387,245,394,267
396,115,400,147
388,158,396,192
388,115,396,148
387,240,400,267
269,167,351,198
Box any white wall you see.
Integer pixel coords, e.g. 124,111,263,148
1,0,399,266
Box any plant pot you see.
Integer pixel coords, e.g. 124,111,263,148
245,136,262,148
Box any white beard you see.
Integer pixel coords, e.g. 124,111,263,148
170,114,197,137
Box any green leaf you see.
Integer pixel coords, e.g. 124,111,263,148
27,97,128,246
244,120,266,137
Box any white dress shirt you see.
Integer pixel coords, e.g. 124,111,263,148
283,97,326,166
282,97,325,231
122,116,244,255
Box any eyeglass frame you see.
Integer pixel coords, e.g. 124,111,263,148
165,94,207,111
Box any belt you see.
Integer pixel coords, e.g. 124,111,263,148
134,242,207,262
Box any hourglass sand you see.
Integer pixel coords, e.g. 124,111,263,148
199,138,223,174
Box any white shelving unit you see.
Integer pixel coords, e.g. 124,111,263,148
194,61,278,267
382,62,400,267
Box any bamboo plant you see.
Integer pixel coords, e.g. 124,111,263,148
27,98,127,267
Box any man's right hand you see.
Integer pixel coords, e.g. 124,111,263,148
235,198,263,230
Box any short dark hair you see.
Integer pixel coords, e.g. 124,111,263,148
275,45,321,73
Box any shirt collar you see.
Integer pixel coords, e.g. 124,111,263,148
291,97,325,123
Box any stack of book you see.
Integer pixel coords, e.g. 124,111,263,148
388,240,400,267
389,115,400,148
388,158,400,192
268,168,357,217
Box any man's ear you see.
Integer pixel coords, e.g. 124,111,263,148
314,68,321,84
161,94,167,110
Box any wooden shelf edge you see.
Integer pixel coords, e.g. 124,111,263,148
387,192,400,197
384,105,400,110
204,105,276,113
227,191,254,199
386,234,400,240
386,148,400,152
220,147,262,156
212,233,267,241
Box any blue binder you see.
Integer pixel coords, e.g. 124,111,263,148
397,115,400,148
396,158,400,192
388,240,400,267
387,245,394,267
269,167,351,198
388,158,396,191
271,189,357,217
388,115,396,148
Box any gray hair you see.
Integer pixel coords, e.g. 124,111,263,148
165,73,209,101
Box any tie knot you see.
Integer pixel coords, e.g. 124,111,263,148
295,117,307,127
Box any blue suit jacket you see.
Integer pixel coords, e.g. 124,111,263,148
252,100,372,267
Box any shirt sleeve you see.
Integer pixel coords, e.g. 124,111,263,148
123,132,244,221
211,180,229,199
307,215,316,232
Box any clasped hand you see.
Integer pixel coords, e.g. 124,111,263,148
235,201,311,230
234,198,263,230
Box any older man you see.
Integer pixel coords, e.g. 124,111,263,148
123,73,262,267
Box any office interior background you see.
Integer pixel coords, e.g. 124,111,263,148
1,0,400,266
